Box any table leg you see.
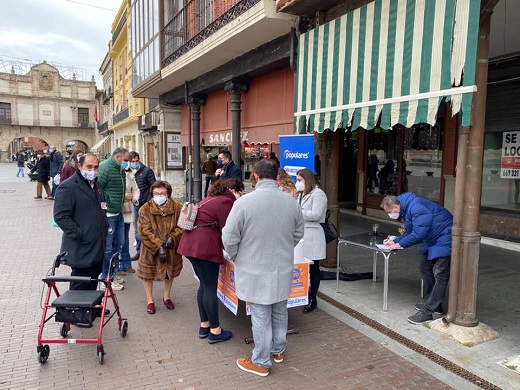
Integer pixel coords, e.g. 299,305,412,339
383,253,391,311
336,241,341,292
372,251,378,282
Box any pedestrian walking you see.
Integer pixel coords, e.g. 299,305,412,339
30,151,52,200
16,152,25,177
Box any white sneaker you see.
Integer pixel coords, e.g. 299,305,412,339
114,276,125,284
111,282,124,291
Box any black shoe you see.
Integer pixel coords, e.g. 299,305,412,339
414,303,443,315
199,326,210,339
208,329,233,344
303,299,317,313
407,310,433,325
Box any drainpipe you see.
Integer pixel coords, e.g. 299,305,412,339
443,125,469,325
225,81,248,169
189,96,205,203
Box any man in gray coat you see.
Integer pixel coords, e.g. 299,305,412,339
222,159,304,377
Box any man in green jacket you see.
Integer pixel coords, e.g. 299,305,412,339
98,147,130,289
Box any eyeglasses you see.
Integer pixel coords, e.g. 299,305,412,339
153,192,168,196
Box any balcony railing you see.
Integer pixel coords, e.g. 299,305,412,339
113,107,129,125
162,0,260,67
102,87,113,104
98,120,109,134
138,111,158,131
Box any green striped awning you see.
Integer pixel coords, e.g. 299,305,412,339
295,0,480,133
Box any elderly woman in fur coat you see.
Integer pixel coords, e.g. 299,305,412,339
137,180,184,314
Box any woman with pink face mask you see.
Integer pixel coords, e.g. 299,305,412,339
177,178,244,343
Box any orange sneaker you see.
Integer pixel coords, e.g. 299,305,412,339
272,352,284,363
236,358,269,377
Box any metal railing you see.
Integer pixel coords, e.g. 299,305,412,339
162,0,260,67
113,107,129,125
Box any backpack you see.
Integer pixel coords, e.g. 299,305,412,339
177,197,217,231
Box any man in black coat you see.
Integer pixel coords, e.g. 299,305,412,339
30,151,52,199
215,151,243,181
54,154,108,290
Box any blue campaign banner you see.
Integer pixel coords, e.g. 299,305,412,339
279,134,315,179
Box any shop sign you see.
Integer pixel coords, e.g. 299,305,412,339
279,134,315,179
207,131,248,145
165,132,183,169
501,131,520,179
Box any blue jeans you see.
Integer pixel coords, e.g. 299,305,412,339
101,214,125,280
17,167,24,177
51,180,58,197
120,223,132,271
133,204,141,254
419,255,450,314
249,300,288,368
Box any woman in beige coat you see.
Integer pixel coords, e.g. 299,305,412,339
137,181,184,314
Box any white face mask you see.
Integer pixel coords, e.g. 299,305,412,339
295,181,305,192
81,170,98,181
153,195,167,206
388,212,400,220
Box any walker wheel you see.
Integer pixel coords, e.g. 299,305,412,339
120,320,128,338
60,323,69,338
97,345,105,365
37,345,50,364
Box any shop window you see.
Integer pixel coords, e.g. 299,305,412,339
481,130,520,212
366,123,443,201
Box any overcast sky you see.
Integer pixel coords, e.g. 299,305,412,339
0,0,122,87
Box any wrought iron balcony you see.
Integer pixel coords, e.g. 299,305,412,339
102,87,113,104
113,107,129,125
97,120,109,134
162,0,260,67
138,111,158,131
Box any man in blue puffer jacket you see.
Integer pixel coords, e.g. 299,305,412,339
380,192,452,325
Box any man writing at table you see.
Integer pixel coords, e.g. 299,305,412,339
380,193,453,325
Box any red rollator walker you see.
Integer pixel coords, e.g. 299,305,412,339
37,252,128,364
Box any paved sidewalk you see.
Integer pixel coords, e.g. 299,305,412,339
0,163,458,390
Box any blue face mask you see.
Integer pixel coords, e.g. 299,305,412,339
217,159,224,168
131,162,140,169
121,161,129,170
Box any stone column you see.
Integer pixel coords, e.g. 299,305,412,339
189,96,205,203
224,81,247,168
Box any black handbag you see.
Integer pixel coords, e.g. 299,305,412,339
320,210,338,244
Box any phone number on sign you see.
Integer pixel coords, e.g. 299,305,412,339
501,169,520,177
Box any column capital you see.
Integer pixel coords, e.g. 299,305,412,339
224,81,248,99
188,95,206,107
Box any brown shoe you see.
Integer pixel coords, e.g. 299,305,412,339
236,358,269,377
116,271,127,276
34,196,42,199
126,268,136,273
272,352,284,363
131,253,140,261
45,196,54,200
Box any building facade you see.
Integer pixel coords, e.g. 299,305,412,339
0,61,96,160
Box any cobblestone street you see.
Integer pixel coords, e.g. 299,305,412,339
0,163,454,390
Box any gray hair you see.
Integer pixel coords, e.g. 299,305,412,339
380,195,400,209
112,147,128,157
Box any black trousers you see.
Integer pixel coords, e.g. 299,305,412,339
188,257,220,328
308,260,322,302
70,264,102,290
